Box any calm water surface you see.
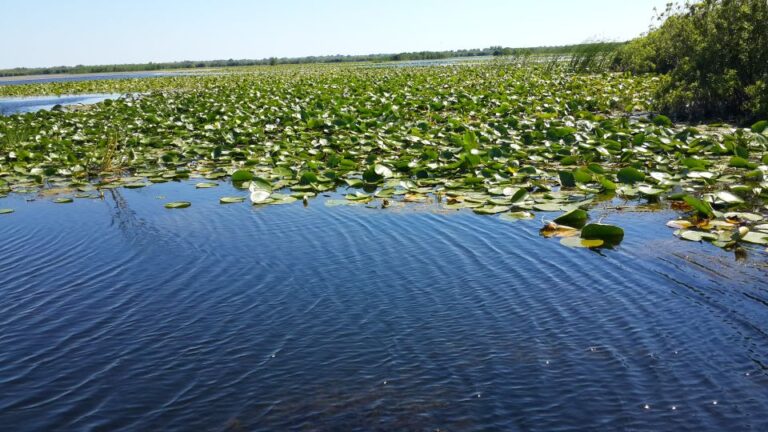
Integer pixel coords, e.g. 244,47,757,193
0,94,122,115
0,182,767,431
0,71,193,86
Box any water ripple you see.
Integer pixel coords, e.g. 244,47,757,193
0,187,766,430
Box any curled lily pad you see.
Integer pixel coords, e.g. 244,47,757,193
220,196,246,204
581,223,624,244
553,208,588,227
164,201,191,209
231,170,255,182
617,167,645,184
374,164,394,178
53,198,74,204
250,190,271,204
683,195,714,218
0,208,14,214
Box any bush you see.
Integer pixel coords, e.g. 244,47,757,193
613,0,768,122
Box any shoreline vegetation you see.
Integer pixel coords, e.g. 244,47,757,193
0,43,623,77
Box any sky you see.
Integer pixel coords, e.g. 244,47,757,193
0,0,671,69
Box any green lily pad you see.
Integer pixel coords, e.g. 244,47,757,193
617,167,645,184
473,205,510,215
533,202,566,212
741,231,768,245
220,196,246,204
500,211,534,222
581,223,624,244
231,170,255,182
0,208,14,214
683,195,714,218
553,208,588,227
123,182,150,189
53,198,74,204
678,230,718,242
164,201,191,209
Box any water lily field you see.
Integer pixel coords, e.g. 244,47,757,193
1,63,768,430
2,63,767,253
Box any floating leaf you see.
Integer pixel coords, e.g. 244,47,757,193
714,191,744,205
683,195,714,218
249,177,272,192
500,211,534,221
553,208,588,227
678,230,718,242
164,201,191,209
374,164,394,178
231,170,254,182
219,196,245,204
558,171,576,188
473,205,509,215
617,167,645,184
560,237,604,248
533,202,566,212
250,190,271,203
581,223,624,244
751,120,768,133
53,198,73,204
195,182,218,189
0,208,14,214
741,231,768,245
124,182,150,189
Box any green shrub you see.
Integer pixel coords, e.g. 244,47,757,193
613,0,768,122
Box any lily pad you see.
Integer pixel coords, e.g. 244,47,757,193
164,201,191,209
250,190,271,203
473,205,510,215
683,195,714,218
553,208,588,227
231,170,255,182
678,230,718,242
196,182,219,189
0,208,14,214
219,196,246,204
617,167,645,184
560,237,604,248
581,223,624,244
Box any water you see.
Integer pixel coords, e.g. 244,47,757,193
1,182,767,431
369,56,495,68
0,71,192,86
0,94,122,115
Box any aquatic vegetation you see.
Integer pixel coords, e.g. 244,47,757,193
164,201,191,209
0,63,767,252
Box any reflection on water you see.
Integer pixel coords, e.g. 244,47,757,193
0,94,123,115
0,71,191,87
0,181,766,430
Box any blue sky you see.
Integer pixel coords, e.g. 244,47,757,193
0,0,670,69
